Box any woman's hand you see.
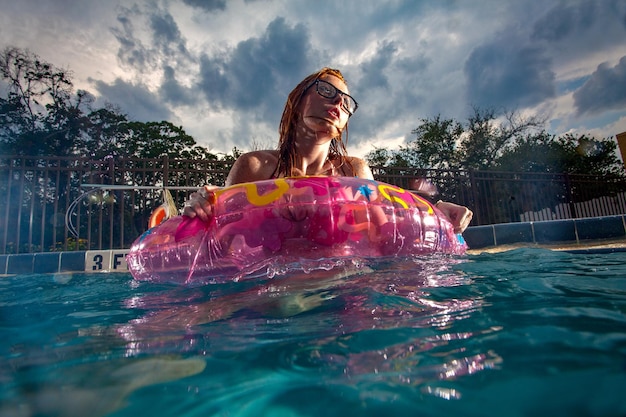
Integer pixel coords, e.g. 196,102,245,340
182,185,219,222
435,201,473,234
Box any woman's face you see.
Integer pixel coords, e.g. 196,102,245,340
299,74,352,136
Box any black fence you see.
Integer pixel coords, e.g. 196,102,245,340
2,155,626,254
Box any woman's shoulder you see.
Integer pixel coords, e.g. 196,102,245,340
344,156,374,179
241,150,278,163
346,155,367,165
236,149,278,161
235,150,280,172
225,150,279,185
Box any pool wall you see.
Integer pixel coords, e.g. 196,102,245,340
463,214,626,249
2,215,625,275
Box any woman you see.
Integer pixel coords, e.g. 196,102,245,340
184,67,472,233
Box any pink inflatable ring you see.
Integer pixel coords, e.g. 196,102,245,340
127,176,467,284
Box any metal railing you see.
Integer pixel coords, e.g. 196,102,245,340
2,155,626,254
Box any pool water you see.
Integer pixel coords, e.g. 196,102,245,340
1,248,625,416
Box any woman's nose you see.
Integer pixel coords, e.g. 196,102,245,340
331,93,344,106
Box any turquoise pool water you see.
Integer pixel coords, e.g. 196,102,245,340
1,248,625,416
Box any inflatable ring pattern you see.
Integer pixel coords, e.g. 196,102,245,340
127,177,467,285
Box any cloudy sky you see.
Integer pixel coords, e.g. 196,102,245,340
1,0,625,158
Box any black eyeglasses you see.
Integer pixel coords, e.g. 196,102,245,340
306,79,359,115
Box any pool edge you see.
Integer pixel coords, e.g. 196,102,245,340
464,215,626,254
2,215,626,275
0,249,130,276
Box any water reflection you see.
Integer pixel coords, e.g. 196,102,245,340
117,256,500,396
1,256,498,416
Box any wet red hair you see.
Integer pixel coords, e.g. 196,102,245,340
274,67,352,177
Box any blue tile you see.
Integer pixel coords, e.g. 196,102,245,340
562,247,626,254
575,216,626,241
60,251,86,272
0,255,7,274
533,219,577,243
463,225,495,249
494,222,534,245
34,253,61,273
7,254,34,274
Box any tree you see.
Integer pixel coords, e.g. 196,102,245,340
0,47,242,250
365,107,625,213
0,47,237,162
0,47,92,156
554,134,624,177
495,132,624,177
409,115,464,170
77,106,130,158
366,107,544,172
458,107,544,170
116,121,196,159
494,131,559,172
365,147,393,167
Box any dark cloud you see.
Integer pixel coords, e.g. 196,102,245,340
103,5,197,125
288,1,430,54
395,54,430,74
196,56,229,106
91,78,173,122
3,0,626,156
181,0,227,13
150,8,190,58
530,0,626,65
196,17,315,147
198,17,313,112
347,41,402,141
111,5,192,72
358,41,397,91
464,39,556,109
532,0,626,43
574,56,626,115
111,6,155,71
159,66,196,106
328,41,429,146
532,0,597,42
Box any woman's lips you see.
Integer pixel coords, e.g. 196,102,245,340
327,107,340,119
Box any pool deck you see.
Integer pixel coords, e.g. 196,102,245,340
2,215,626,275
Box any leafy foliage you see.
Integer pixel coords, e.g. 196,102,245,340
0,47,87,156
0,47,237,162
409,115,463,170
0,47,242,253
366,107,624,178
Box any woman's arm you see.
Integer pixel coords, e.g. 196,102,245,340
354,158,473,233
182,151,278,220
435,201,473,234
